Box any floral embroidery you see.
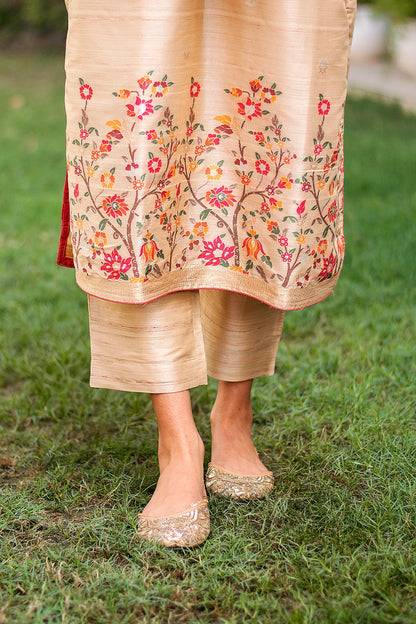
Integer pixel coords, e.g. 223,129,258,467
68,75,344,289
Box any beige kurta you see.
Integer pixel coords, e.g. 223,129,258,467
59,0,356,310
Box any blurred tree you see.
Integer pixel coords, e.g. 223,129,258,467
0,0,66,35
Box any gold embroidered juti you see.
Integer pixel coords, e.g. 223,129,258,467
59,0,356,391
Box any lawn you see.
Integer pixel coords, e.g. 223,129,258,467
0,51,415,624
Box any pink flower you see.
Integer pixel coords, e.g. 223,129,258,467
254,132,265,142
79,84,93,100
147,157,162,173
80,129,89,140
278,236,288,247
318,99,331,115
297,200,306,215
237,97,262,121
302,182,311,192
314,144,323,155
126,96,154,120
255,159,270,176
281,252,293,263
74,166,82,176
205,186,236,210
101,249,132,279
198,236,235,266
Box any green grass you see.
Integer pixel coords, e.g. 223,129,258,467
1,51,416,623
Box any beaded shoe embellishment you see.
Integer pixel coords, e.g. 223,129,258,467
137,498,210,548
205,463,274,500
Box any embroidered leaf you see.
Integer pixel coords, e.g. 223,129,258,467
200,209,211,220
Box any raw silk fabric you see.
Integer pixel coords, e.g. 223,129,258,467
59,0,356,310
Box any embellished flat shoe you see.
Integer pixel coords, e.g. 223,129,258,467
137,497,210,548
205,463,274,500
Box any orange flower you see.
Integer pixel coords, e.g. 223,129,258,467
91,150,100,161
168,166,176,178
118,89,131,99
193,221,209,237
87,167,95,177
94,231,107,248
101,172,115,188
278,141,285,149
139,233,159,262
195,145,205,156
205,165,223,180
231,87,243,97
318,179,326,190
329,181,335,195
270,154,277,162
250,79,262,93
265,142,272,150
317,239,328,255
189,161,198,171
284,157,291,164
242,229,265,259
337,234,345,254
296,234,306,245
241,174,251,185
76,218,83,229
132,179,144,191
161,190,171,202
137,75,152,90
267,220,278,232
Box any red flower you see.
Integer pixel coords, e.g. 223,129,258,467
318,99,331,115
74,184,79,199
101,249,132,279
205,186,236,210
147,157,162,173
126,96,154,120
249,79,262,93
186,126,194,136
318,251,337,281
152,81,168,97
255,159,270,175
140,234,159,262
328,201,338,223
261,202,270,213
278,236,288,247
146,129,157,140
254,132,265,142
281,252,293,263
74,166,82,176
102,194,129,218
190,81,201,98
79,84,93,100
237,97,262,121
137,75,152,90
260,87,277,104
80,129,89,140
314,144,323,155
198,236,235,266
302,182,311,192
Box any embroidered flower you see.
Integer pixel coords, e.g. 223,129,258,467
278,236,288,247
147,157,162,173
87,167,95,177
237,97,262,121
260,87,277,104
74,166,82,176
118,89,131,99
302,182,311,192
318,252,337,281
80,129,89,140
205,186,236,209
99,140,112,153
328,201,338,223
205,133,220,146
190,81,201,98
231,87,243,98
100,172,115,188
296,234,306,245
102,194,129,219
132,179,144,191
79,84,93,100
140,233,159,262
151,81,168,97
198,236,235,266
205,165,223,180
318,99,331,115
249,79,262,93
255,160,270,176
91,150,100,161
195,145,205,156
317,239,328,255
146,130,157,140
101,249,132,279
281,252,293,263
254,132,265,143
137,75,152,91
314,144,323,155
242,230,265,259
126,97,154,120
94,231,107,248
193,222,209,237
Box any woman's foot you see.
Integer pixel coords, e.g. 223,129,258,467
141,390,206,518
210,380,271,475
141,435,206,517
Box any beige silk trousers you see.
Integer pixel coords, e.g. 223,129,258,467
88,291,285,393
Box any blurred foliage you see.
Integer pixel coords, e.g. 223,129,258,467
0,0,67,35
358,0,416,19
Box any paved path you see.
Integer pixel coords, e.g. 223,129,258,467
348,62,416,113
